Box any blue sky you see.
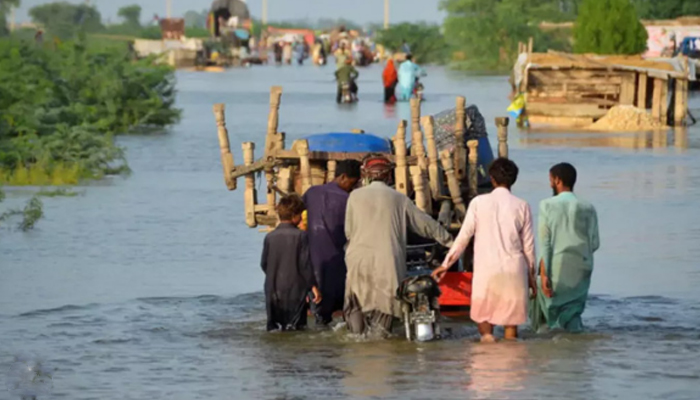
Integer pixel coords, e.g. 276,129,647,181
14,0,445,25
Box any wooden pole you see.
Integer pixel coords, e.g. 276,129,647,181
454,96,467,180
467,140,479,199
384,0,390,29
409,98,421,156
327,160,337,182
412,115,427,172
392,120,409,195
295,140,312,195
166,0,172,19
278,167,292,195
440,150,466,219
410,166,429,213
262,0,268,25
422,115,440,199
637,73,648,109
674,78,687,126
213,104,236,190
527,37,533,54
264,86,283,155
660,79,669,125
242,142,258,228
495,117,509,159
263,87,283,211
652,78,663,123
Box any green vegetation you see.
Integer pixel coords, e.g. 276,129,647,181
0,190,44,231
633,0,700,19
29,1,104,39
0,0,19,36
440,0,571,71
375,22,448,64
0,36,180,185
574,0,648,55
117,4,142,29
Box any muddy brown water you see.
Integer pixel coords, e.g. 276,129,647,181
2,65,700,399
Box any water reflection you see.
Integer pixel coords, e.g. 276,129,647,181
464,342,529,398
519,128,690,151
341,341,396,398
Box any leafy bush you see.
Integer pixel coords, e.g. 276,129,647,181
375,22,448,64
441,0,569,71
0,37,180,184
574,0,648,55
29,2,104,39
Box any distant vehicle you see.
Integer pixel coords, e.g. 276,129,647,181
339,82,355,104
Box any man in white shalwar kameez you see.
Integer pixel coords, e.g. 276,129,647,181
433,158,536,342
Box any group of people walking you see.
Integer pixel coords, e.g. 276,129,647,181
260,155,599,341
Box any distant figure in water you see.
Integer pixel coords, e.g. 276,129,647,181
273,41,283,65
433,158,537,342
530,163,600,333
261,195,322,331
382,58,398,104
283,42,292,65
303,160,362,325
396,54,426,101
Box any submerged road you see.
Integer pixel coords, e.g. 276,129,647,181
2,64,700,399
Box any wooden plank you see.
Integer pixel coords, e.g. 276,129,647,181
526,102,608,118
619,72,636,105
242,142,258,228
652,78,663,122
674,79,684,125
213,104,236,191
637,73,648,109
393,120,410,195
660,78,669,125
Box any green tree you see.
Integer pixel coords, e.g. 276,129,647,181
29,2,103,39
574,0,648,55
117,4,142,28
632,0,700,20
184,9,208,28
0,0,20,36
375,22,448,64
440,0,566,71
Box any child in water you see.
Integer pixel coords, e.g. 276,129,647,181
260,195,321,331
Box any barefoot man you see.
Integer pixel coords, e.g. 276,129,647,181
530,163,599,333
433,158,536,341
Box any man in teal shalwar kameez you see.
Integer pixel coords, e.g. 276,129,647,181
531,163,600,333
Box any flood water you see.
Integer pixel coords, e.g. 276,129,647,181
2,64,700,399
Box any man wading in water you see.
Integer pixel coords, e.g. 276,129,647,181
530,163,600,333
343,154,453,336
303,160,362,325
433,158,536,342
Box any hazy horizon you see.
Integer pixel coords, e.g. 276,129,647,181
13,0,445,25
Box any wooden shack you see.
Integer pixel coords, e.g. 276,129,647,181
513,50,692,128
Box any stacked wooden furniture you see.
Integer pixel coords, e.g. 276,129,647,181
214,86,510,231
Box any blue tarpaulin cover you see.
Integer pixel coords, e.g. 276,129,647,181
303,133,392,153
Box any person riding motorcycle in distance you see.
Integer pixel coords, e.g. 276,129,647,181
335,58,359,103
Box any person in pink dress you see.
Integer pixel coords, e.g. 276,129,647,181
432,158,537,342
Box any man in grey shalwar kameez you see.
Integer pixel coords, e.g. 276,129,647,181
344,154,454,335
